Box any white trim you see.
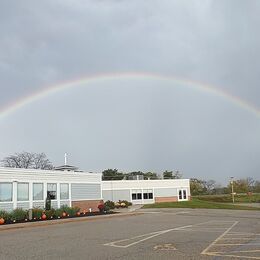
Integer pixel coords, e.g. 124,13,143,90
13,182,17,209
102,186,189,191
43,182,47,204
57,182,61,208
177,188,188,201
69,183,72,207
29,182,33,208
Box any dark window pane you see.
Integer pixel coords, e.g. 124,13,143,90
179,190,182,199
47,184,57,200
132,193,137,200
137,193,142,200
47,191,56,200
183,190,187,199
148,193,153,199
143,193,148,199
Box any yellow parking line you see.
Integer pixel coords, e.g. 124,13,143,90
201,221,239,255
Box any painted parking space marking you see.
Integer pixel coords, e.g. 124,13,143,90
105,219,260,259
104,220,230,248
104,224,192,248
137,211,190,215
201,221,260,259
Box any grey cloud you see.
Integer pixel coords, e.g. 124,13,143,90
0,0,259,184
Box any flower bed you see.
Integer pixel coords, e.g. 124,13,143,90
0,204,115,225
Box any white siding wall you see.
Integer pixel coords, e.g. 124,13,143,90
102,179,190,204
0,167,102,211
17,202,30,210
102,179,190,190
60,200,70,207
102,190,131,202
0,203,13,212
154,188,178,197
71,183,101,200
33,201,45,208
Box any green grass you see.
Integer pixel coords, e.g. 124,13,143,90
142,198,260,210
194,193,260,203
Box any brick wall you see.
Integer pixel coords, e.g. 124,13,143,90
155,196,178,203
72,200,102,212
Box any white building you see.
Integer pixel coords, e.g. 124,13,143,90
0,167,102,212
0,166,191,211
102,179,190,204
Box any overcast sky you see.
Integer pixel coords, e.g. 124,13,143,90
0,0,259,184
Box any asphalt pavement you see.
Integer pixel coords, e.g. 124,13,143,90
0,208,259,260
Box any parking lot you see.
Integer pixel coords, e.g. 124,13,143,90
0,208,259,259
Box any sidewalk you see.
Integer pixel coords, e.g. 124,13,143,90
113,204,143,213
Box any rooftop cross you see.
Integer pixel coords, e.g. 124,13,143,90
64,153,67,165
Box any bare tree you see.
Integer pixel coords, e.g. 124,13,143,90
1,152,53,170
204,180,217,194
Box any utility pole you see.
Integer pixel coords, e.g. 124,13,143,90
230,177,235,203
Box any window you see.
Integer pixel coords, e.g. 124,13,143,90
33,183,43,200
0,183,12,202
17,183,29,201
131,189,142,200
47,183,57,200
132,193,137,200
143,189,153,200
60,183,69,200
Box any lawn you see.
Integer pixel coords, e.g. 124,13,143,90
142,198,260,210
194,193,260,203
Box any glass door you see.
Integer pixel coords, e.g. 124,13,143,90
178,189,188,201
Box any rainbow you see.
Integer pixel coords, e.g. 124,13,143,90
0,72,260,121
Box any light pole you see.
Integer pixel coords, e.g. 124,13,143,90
230,177,235,203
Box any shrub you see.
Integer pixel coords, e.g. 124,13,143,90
115,202,120,208
118,200,132,208
104,200,115,210
60,205,80,216
0,210,10,221
45,198,51,210
53,208,63,218
45,208,55,219
10,208,28,221
32,208,44,219
104,204,111,212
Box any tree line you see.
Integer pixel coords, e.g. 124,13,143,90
102,169,182,180
190,177,260,195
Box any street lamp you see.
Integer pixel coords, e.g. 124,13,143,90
230,177,235,203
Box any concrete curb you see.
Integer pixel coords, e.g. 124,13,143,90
0,212,143,232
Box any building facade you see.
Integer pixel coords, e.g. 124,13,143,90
0,167,102,212
102,179,190,204
0,167,191,211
